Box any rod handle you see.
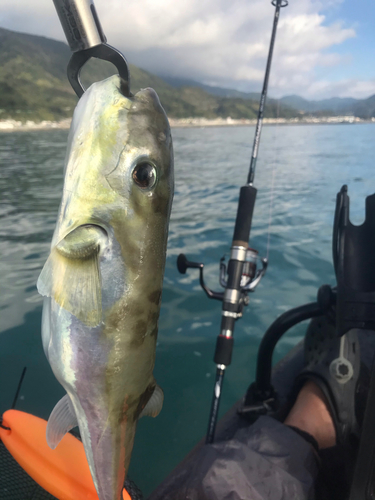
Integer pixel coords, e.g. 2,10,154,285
232,185,257,245
214,335,234,366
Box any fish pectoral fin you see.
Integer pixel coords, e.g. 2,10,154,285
37,225,105,327
139,384,164,418
46,394,79,449
55,225,105,260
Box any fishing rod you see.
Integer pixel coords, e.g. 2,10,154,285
177,0,288,444
248,0,288,184
52,0,130,97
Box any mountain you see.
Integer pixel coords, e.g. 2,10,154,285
164,80,375,120
0,27,298,122
280,95,359,113
352,95,375,119
161,75,261,100
279,94,375,118
2,26,374,122
0,26,188,121
162,76,375,120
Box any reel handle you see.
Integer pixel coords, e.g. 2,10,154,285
176,254,223,301
177,254,203,274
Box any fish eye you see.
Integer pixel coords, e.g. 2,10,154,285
132,162,157,190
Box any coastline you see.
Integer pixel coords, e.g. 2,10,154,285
169,116,374,127
0,115,374,132
0,118,71,132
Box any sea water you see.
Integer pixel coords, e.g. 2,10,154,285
1,123,375,496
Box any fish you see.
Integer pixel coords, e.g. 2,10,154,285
37,74,174,500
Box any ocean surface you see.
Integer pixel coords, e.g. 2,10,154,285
1,123,375,496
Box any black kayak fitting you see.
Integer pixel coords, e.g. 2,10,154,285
239,283,336,418
333,185,375,336
334,187,375,500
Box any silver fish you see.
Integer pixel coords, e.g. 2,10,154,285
37,75,173,500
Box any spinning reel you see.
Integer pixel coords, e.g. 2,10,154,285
177,248,267,318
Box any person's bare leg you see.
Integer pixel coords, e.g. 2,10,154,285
284,380,336,449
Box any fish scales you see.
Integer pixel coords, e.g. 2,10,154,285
37,75,174,500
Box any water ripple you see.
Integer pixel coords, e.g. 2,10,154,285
1,124,375,494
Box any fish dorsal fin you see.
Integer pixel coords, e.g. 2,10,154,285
46,393,79,449
37,225,105,327
139,384,164,418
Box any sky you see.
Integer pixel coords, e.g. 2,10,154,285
0,0,374,100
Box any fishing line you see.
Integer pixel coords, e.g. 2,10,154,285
265,98,280,261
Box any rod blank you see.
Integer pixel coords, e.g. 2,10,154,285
247,0,288,185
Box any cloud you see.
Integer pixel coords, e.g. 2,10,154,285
0,0,369,99
0,0,65,40
306,78,375,99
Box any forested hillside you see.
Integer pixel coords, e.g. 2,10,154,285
0,27,296,122
1,27,374,122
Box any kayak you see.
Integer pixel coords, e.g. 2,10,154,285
148,341,305,500
1,316,374,500
0,340,305,500
148,323,375,500
0,410,141,500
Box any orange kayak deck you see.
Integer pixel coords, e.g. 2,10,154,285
0,409,131,500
